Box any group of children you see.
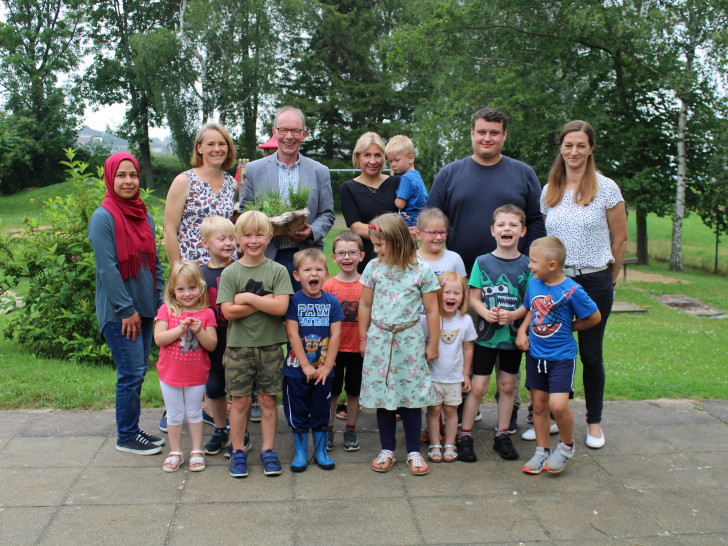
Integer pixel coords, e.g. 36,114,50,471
154,192,599,478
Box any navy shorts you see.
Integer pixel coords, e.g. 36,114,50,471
524,352,575,394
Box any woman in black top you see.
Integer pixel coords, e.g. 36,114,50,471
340,132,399,270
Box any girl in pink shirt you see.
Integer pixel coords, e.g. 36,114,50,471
155,261,217,472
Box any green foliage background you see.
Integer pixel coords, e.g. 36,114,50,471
0,150,166,364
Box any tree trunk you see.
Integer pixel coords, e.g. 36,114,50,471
636,201,649,264
669,96,687,273
715,227,720,274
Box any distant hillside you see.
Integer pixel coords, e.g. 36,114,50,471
77,126,174,155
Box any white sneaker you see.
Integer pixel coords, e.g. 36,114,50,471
521,423,559,441
586,427,606,449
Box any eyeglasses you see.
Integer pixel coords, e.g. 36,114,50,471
276,127,304,137
334,250,361,258
421,230,449,237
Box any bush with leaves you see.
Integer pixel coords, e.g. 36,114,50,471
0,149,165,364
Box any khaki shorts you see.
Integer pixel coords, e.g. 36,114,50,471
431,381,463,406
223,344,284,396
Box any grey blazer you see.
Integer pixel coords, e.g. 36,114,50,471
241,153,335,260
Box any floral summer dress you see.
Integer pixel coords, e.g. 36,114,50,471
177,169,236,264
360,257,439,410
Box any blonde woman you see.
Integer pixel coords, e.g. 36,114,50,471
340,132,400,270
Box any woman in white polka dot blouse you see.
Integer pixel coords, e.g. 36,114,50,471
540,120,628,450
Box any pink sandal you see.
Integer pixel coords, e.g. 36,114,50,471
189,450,206,472
163,452,183,472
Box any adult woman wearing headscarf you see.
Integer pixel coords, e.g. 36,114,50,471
89,152,165,455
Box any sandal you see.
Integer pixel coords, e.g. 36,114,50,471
189,450,206,472
427,444,443,463
443,444,458,463
371,449,396,472
163,452,183,472
335,403,348,420
406,452,429,476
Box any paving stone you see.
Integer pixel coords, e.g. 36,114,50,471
1,467,82,507
169,502,294,544
522,490,666,541
619,400,716,426
294,461,406,500
64,466,182,506
698,399,728,424
20,410,114,437
596,453,723,491
39,504,174,545
1,436,104,468
294,497,423,544
651,422,728,451
412,493,548,544
0,411,37,437
0,506,56,545
635,487,728,535
179,464,294,503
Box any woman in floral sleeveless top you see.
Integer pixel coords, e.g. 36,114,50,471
164,123,237,265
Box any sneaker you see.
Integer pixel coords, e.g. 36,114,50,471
508,407,518,434
138,428,165,447
521,423,559,441
457,435,477,462
229,449,248,478
201,409,215,427
526,405,534,424
523,447,550,474
326,429,334,451
543,442,575,473
204,428,230,455
224,432,251,458
250,401,262,422
493,435,519,460
159,411,167,433
260,449,282,476
474,411,483,422
343,429,360,452
116,434,163,455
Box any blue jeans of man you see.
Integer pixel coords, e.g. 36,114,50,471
102,317,154,443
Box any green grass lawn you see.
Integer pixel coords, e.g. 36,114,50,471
627,211,728,275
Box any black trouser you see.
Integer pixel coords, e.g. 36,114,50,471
572,268,614,425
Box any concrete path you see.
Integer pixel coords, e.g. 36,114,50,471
2,399,727,545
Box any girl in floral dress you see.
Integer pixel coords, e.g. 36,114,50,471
358,213,440,476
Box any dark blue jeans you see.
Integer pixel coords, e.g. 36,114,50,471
102,317,154,443
573,268,614,425
275,248,302,292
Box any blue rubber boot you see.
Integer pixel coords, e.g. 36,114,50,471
291,431,309,472
312,430,335,470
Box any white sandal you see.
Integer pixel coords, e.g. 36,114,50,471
427,444,443,463
163,452,183,472
371,449,396,472
443,444,458,463
406,452,429,476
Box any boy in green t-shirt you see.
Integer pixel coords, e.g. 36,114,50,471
458,204,531,462
218,211,293,478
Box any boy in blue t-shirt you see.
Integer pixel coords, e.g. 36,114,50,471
516,236,601,475
284,248,344,472
385,135,428,230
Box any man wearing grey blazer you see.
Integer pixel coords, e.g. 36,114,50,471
240,106,335,286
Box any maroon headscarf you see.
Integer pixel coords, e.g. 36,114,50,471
101,153,156,283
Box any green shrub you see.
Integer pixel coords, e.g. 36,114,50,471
0,149,165,364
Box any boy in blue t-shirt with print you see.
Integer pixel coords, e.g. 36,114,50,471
385,135,428,230
284,248,344,472
516,236,601,475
